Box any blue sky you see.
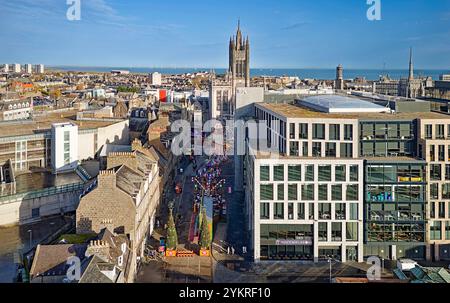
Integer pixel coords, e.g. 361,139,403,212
1,0,449,69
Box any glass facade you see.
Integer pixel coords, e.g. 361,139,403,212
260,224,313,260
365,162,426,243
360,121,416,157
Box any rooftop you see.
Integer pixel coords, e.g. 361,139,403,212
257,101,450,121
12,171,82,196
0,110,126,139
300,95,391,113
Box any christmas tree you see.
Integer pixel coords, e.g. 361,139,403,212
199,207,211,250
166,204,178,250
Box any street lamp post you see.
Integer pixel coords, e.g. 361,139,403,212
328,257,332,283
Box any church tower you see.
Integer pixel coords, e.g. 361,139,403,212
229,20,250,87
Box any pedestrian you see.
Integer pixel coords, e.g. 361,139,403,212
231,247,235,255
227,247,230,255
243,246,247,254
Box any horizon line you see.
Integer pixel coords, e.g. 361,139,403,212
47,65,449,71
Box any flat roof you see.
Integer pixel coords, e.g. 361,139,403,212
256,102,450,121
299,95,391,113
10,171,82,196
0,110,125,139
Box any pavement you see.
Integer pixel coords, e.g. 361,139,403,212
0,215,72,283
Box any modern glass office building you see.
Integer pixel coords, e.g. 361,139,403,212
364,160,427,260
245,95,450,263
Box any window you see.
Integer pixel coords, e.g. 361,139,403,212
289,141,299,156
430,145,436,162
425,124,433,139
437,124,445,139
313,124,325,139
319,222,328,241
344,124,353,141
346,223,358,241
289,123,296,139
325,143,337,157
274,203,284,220
350,203,358,220
273,165,284,181
335,203,346,220
31,208,40,218
340,143,353,158
318,165,332,182
319,184,328,201
305,165,314,181
260,203,270,219
277,184,284,200
260,184,274,200
288,184,298,201
319,203,331,220
439,145,445,162
309,203,315,220
329,124,340,140
350,165,359,182
302,184,314,201
302,142,309,157
64,131,70,141
431,164,442,181
260,166,270,181
430,202,436,219
288,203,294,220
312,142,322,157
439,202,446,219
288,165,301,181
346,185,359,201
332,222,342,241
299,123,308,139
335,165,346,182
431,183,439,200
446,222,450,240
332,185,343,201
430,221,442,241
443,184,450,199
297,203,305,220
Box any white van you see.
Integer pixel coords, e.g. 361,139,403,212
397,259,418,271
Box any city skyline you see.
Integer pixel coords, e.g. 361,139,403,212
1,0,450,69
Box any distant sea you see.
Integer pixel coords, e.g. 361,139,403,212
49,66,450,81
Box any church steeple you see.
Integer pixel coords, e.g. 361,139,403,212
228,20,250,87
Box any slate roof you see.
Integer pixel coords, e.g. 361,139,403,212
30,244,87,278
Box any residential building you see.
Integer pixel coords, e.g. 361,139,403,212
2,64,9,73
76,142,160,278
24,64,33,74
34,64,45,74
11,64,21,73
30,228,134,283
0,97,33,121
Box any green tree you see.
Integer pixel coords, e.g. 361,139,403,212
199,207,211,249
166,206,178,250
